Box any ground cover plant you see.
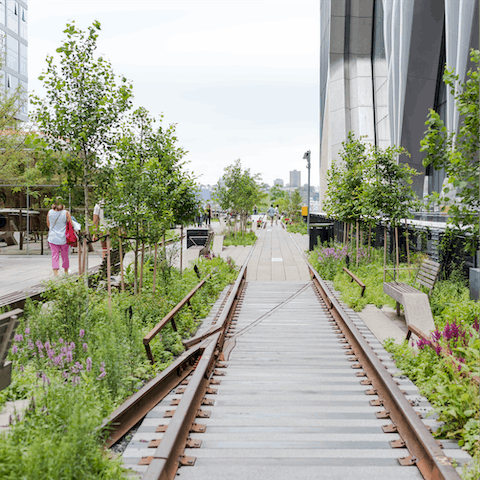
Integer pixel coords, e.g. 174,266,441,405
0,256,238,479
222,230,257,246
286,220,307,235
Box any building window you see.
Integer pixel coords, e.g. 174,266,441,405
19,41,26,76
0,2,5,26
6,1,18,34
6,33,18,71
19,4,26,38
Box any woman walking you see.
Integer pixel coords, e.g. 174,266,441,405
46,197,72,276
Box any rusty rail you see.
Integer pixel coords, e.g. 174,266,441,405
406,324,480,386
307,261,461,480
139,259,250,479
143,271,215,364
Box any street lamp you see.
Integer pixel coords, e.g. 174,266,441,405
303,150,311,249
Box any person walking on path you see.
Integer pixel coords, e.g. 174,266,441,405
92,201,108,258
267,204,275,226
275,204,279,225
46,197,72,276
205,203,212,226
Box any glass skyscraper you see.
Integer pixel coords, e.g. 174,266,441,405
319,0,479,206
0,0,28,122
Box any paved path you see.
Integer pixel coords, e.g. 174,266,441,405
247,224,310,281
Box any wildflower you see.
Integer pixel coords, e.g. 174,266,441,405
47,349,55,360
44,341,51,349
79,329,85,338
72,376,80,385
19,365,24,372
434,345,442,355
35,340,44,350
82,343,88,352
14,334,23,342
473,318,479,332
97,371,106,380
431,330,442,343
24,327,30,335
59,338,64,344
86,357,92,373
11,345,18,354
69,342,75,350
66,350,73,363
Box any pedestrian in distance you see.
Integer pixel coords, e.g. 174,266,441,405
46,197,72,276
267,204,275,226
205,203,212,226
253,204,258,215
275,204,279,225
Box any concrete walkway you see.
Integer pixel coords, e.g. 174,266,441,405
247,224,310,282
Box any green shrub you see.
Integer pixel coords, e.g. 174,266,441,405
223,231,256,246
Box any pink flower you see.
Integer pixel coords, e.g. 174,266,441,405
86,357,92,373
11,345,18,354
97,371,106,380
82,343,88,352
79,330,85,338
25,327,30,335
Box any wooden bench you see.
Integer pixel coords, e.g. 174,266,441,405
384,259,440,316
343,267,366,296
383,259,440,334
0,309,22,391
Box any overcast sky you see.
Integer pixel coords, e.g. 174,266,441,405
28,0,320,188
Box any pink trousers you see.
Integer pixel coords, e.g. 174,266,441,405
49,243,70,270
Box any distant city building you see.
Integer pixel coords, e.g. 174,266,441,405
273,178,284,187
289,170,301,188
0,0,28,121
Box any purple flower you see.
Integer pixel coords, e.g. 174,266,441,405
25,327,30,335
86,357,92,373
14,334,23,342
35,340,44,350
66,351,73,363
79,330,85,338
44,341,51,349
72,376,80,385
69,342,75,350
434,344,442,355
82,343,88,352
97,371,106,380
19,365,24,372
473,318,479,332
59,338,64,344
47,349,55,360
11,345,18,354
431,330,442,343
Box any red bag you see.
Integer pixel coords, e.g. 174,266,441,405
66,221,78,247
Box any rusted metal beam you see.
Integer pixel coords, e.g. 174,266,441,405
142,334,220,480
100,341,206,447
308,263,461,480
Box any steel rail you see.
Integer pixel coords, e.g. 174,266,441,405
101,341,207,447
142,333,220,480
140,261,249,479
307,261,461,480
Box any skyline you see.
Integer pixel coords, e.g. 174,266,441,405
28,0,320,188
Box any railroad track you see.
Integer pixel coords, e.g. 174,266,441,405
103,257,469,480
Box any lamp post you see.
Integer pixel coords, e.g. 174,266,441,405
303,150,311,249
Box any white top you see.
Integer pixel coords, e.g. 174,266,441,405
47,209,67,245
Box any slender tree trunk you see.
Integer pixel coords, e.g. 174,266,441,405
107,233,112,314
134,236,138,295
180,225,184,276
83,165,89,277
395,226,399,279
82,236,87,276
119,230,125,293
78,235,82,276
405,218,410,266
368,224,371,253
139,242,145,295
343,222,347,244
356,220,359,267
153,242,158,296
383,225,387,282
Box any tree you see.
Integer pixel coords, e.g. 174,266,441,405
420,49,479,255
30,21,133,239
101,108,197,294
213,160,264,234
